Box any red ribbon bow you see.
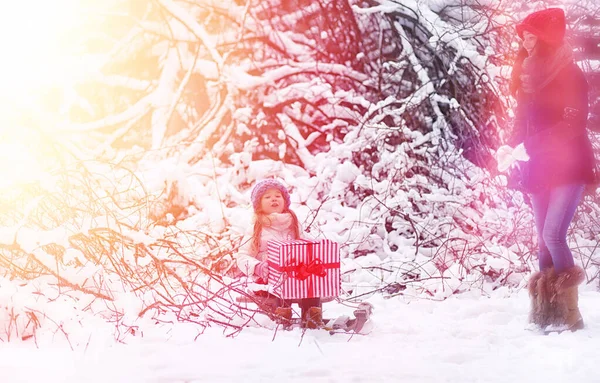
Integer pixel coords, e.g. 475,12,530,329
285,259,327,281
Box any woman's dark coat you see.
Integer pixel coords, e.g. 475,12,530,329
511,62,596,192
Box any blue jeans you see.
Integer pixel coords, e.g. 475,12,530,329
531,184,585,273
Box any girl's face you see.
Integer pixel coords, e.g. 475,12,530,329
522,31,538,53
260,188,285,214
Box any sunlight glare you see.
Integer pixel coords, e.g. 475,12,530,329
0,1,93,190
0,1,88,104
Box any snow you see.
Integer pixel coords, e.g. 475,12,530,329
2,289,600,382
226,62,368,92
158,0,223,68
1,0,599,381
583,60,600,71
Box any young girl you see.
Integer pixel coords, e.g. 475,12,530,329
235,179,322,328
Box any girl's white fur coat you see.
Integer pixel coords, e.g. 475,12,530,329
234,212,300,276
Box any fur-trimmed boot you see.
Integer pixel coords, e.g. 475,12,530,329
527,270,546,327
562,285,584,331
528,266,585,332
274,307,292,327
545,266,585,332
304,307,323,329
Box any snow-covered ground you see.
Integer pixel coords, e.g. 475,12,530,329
3,285,599,383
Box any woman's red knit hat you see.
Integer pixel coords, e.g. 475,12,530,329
516,8,566,45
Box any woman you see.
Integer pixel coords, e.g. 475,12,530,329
508,8,595,332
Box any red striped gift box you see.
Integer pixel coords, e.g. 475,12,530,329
266,239,340,300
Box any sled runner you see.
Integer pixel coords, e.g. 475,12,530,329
235,294,373,334
324,302,373,334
